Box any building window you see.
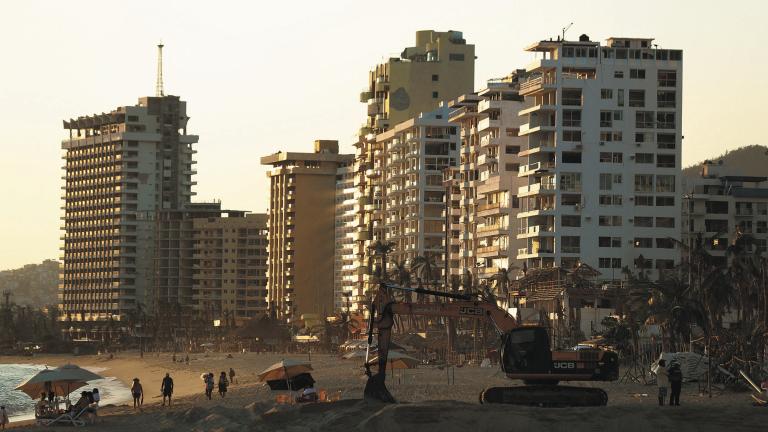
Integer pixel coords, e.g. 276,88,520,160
562,130,581,142
561,236,581,253
630,69,646,79
657,90,676,108
628,90,645,107
634,237,653,248
505,145,520,154
635,153,654,164
656,175,676,192
658,70,677,87
505,163,520,172
656,238,675,249
656,196,675,206
614,70,624,79
635,111,655,129
432,74,439,82
600,111,613,127
657,133,676,149
599,215,622,226
600,152,623,163
562,152,582,163
432,91,439,99
634,216,653,227
635,132,651,143
449,53,465,61
657,112,676,129
601,89,613,99
635,195,654,206
634,174,654,192
562,110,582,127
562,88,582,106
599,194,623,206
657,154,676,168
617,89,624,106
656,217,675,228
599,237,622,248
561,215,581,227
599,257,622,269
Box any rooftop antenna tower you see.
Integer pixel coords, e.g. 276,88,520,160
155,42,165,97
562,22,573,41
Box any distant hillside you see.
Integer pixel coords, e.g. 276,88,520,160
683,145,768,178
0,260,59,308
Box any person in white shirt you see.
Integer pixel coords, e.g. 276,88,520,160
655,359,669,406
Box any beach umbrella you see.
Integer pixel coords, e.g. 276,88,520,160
15,365,102,399
258,359,313,382
267,372,315,391
367,351,419,370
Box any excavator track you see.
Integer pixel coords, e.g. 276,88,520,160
480,385,608,407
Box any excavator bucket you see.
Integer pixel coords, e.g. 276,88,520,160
364,372,396,403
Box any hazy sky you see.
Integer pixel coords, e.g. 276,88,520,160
0,0,766,270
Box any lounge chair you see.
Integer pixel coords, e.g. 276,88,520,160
39,405,96,427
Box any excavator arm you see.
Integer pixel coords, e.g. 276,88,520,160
363,282,516,402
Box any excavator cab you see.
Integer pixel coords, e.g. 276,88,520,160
500,327,552,376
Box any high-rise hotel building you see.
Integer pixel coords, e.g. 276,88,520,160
516,35,683,280
350,30,475,312
445,75,528,284
261,140,354,320
60,95,197,337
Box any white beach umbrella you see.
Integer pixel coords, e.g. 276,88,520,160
15,364,102,399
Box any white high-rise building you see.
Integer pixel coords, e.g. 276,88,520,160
516,35,683,281
333,161,359,312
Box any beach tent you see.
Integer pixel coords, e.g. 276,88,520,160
15,364,103,398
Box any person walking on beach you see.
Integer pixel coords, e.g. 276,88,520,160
668,362,683,406
218,371,229,398
1,406,9,430
131,378,144,409
229,367,237,384
161,373,174,407
204,372,214,400
655,359,669,406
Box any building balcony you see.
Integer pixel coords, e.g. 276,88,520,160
516,225,555,239
519,74,557,96
360,90,374,103
518,182,556,197
518,161,555,177
477,245,506,258
518,104,557,116
518,123,556,137
517,247,555,260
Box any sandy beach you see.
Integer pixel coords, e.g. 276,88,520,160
1,351,763,432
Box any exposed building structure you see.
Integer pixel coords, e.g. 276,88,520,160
333,162,358,313
516,35,683,281
191,212,269,327
60,95,197,337
261,141,354,320
360,30,475,135
445,74,529,287
683,161,768,266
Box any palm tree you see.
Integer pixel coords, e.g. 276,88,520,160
411,252,438,291
389,260,412,301
368,240,396,281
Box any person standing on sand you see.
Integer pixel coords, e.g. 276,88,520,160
161,373,174,407
668,362,683,406
205,373,214,400
229,368,236,384
218,371,229,398
131,378,144,409
1,406,9,430
655,359,669,406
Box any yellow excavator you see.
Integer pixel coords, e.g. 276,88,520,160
363,282,619,406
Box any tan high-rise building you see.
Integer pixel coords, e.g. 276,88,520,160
261,140,354,320
360,30,475,134
192,213,269,327
60,95,197,338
